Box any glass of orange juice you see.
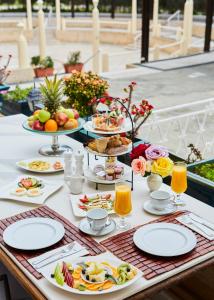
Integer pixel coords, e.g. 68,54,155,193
171,162,187,205
114,182,132,230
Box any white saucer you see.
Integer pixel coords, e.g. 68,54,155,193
143,200,177,216
79,218,116,236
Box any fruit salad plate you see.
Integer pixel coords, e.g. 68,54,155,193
83,119,132,135
0,176,63,204
16,158,64,174
70,192,115,217
42,256,142,295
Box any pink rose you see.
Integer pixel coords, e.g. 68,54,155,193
145,145,169,160
131,156,147,176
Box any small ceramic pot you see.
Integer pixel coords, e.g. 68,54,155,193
147,173,163,192
34,67,54,78
64,63,83,73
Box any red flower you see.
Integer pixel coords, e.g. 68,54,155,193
130,143,151,161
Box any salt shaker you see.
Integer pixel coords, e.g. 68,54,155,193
64,150,73,181
74,150,84,176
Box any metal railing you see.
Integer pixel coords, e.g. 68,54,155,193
166,10,181,25
138,98,214,159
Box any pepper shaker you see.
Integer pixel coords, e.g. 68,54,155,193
74,150,84,176
64,150,73,181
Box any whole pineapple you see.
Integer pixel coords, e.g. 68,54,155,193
40,75,63,116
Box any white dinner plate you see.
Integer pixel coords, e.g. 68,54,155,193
133,223,197,257
83,120,132,135
84,168,128,185
85,143,132,157
16,157,64,174
0,176,63,205
3,218,65,250
70,191,115,217
42,256,142,295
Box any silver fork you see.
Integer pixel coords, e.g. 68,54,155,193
32,242,75,266
182,215,214,237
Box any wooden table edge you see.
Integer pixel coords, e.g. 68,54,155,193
1,247,213,300
0,248,47,300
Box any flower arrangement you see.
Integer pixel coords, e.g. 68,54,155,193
0,54,12,85
90,81,153,137
63,71,109,117
130,143,174,178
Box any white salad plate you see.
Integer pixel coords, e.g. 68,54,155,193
143,200,177,216
83,120,132,135
84,168,128,185
70,192,115,217
85,143,132,157
133,223,197,257
3,217,65,250
16,157,64,174
42,256,142,295
79,218,116,236
0,176,63,204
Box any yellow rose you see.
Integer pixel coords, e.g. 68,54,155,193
151,157,173,178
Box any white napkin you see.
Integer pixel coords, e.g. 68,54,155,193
28,241,89,271
176,214,214,241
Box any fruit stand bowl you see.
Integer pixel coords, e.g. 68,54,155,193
22,118,85,156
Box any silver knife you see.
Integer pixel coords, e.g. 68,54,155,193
34,248,84,269
189,213,214,231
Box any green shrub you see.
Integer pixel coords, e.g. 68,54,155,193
4,86,33,102
66,51,81,65
31,56,54,69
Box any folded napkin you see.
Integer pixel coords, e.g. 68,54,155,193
28,241,89,271
177,213,214,241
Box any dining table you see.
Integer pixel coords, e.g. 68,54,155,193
0,113,213,300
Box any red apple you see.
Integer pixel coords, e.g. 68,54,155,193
32,120,44,131
55,112,69,126
72,109,79,119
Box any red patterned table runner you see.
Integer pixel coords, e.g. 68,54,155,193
101,211,214,280
0,206,105,279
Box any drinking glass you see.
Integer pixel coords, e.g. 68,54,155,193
114,182,132,230
171,162,187,205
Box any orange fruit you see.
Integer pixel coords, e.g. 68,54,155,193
45,119,58,132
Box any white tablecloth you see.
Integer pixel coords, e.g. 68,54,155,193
0,114,213,300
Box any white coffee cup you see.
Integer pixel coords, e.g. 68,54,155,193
150,190,171,211
87,208,108,231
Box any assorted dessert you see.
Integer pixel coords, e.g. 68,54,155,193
86,135,131,155
18,160,63,172
27,107,80,133
52,260,138,292
11,177,44,197
92,112,124,132
93,161,124,181
78,193,114,212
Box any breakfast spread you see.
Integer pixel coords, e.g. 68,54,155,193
18,160,63,172
78,193,114,212
52,261,137,292
86,135,131,155
11,177,44,197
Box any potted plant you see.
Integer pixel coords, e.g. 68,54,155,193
31,56,54,78
64,51,83,73
2,85,33,116
63,71,109,117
